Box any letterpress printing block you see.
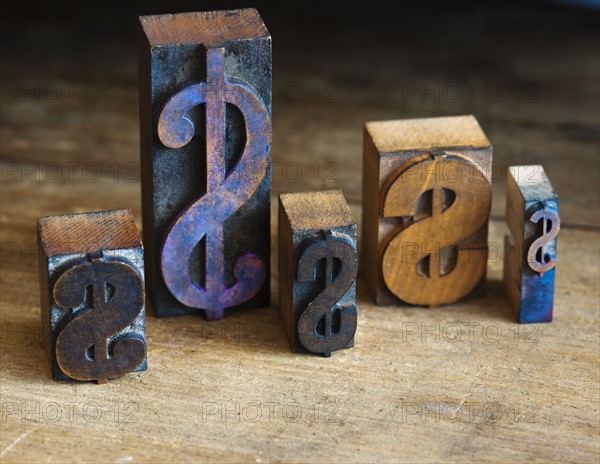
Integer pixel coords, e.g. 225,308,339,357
504,165,560,323
362,115,493,307
37,209,147,383
279,190,358,356
139,9,272,320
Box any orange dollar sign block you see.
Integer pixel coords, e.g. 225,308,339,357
37,209,147,383
362,115,493,307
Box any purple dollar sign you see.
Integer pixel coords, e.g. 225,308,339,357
157,47,270,320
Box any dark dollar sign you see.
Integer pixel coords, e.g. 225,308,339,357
53,256,146,383
158,46,269,320
297,231,358,357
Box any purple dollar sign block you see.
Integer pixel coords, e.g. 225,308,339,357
139,9,271,320
504,165,560,323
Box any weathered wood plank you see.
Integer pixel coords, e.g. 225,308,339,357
1,203,598,462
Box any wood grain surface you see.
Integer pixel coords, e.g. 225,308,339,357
1,3,599,463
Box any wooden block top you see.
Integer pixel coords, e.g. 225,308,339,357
279,190,355,232
365,115,491,154
37,209,141,257
139,9,270,47
508,165,558,203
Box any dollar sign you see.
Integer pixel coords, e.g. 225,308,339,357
157,47,270,320
381,153,492,306
527,208,560,277
53,255,146,383
296,231,358,357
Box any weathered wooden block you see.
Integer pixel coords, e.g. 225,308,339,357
504,165,560,323
37,209,147,383
278,190,358,356
139,9,271,320
362,115,493,307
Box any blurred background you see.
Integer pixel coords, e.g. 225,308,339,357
1,0,599,230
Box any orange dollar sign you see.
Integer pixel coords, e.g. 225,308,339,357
381,153,491,306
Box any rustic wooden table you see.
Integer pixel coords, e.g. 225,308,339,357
1,3,598,463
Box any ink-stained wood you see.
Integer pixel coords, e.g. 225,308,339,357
36,209,146,382
139,9,272,320
278,190,357,356
1,3,599,462
504,165,560,323
362,115,493,306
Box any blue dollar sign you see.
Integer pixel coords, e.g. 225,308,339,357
158,47,270,320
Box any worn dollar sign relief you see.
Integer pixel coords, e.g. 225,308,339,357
297,231,358,357
527,208,560,277
158,47,270,320
53,255,146,383
381,153,492,306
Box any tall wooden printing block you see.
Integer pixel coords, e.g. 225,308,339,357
139,9,272,320
279,190,358,357
504,165,560,323
37,209,147,383
362,115,493,307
